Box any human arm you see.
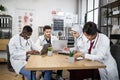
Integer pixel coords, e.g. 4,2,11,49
26,50,40,55
73,52,85,59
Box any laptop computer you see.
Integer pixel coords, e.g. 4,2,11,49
52,40,69,54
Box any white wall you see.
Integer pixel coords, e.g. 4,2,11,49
0,0,77,59
0,0,77,42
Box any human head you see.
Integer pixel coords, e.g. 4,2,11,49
21,25,33,40
71,24,82,38
83,22,98,41
43,25,52,38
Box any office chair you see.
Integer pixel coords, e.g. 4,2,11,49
110,44,120,79
6,45,25,80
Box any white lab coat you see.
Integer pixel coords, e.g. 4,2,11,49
70,33,86,52
78,33,119,80
8,34,39,74
70,24,84,51
35,35,58,51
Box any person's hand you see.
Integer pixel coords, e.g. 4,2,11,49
27,50,40,55
64,47,69,51
26,51,33,55
73,52,85,59
33,50,40,55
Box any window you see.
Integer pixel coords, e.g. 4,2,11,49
87,0,99,24
88,0,93,11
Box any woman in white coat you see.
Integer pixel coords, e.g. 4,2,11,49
64,24,86,52
74,22,119,80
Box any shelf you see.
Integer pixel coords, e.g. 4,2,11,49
0,15,12,17
102,0,120,8
0,27,11,29
110,34,120,39
100,0,120,37
0,39,9,50
99,25,112,27
0,58,7,62
109,14,120,18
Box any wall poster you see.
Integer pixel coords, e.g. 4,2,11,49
14,8,35,35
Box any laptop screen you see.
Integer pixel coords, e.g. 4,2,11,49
52,40,68,51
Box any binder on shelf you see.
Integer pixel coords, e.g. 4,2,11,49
1,18,3,27
0,17,1,27
0,15,12,39
6,18,8,27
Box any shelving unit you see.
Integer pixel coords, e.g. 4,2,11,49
99,0,120,44
0,15,12,50
101,0,120,18
0,15,12,62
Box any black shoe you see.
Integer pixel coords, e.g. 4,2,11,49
56,75,64,80
52,78,56,80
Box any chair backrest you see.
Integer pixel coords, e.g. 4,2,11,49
110,44,120,79
6,45,15,72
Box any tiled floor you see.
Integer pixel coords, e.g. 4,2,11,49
0,63,70,80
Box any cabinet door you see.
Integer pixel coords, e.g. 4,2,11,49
0,39,9,50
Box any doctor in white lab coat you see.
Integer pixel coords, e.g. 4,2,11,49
9,25,40,80
35,25,64,80
74,22,119,80
35,26,58,51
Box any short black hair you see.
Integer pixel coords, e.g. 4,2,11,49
43,25,51,31
23,25,33,32
83,22,97,35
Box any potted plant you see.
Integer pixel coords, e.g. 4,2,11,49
0,5,6,11
47,47,53,56
69,50,74,63
69,50,74,57
0,4,6,15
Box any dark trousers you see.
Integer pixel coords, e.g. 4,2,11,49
57,70,63,76
69,69,100,80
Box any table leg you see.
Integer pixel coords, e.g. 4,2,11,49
31,71,33,80
91,70,94,80
31,71,36,80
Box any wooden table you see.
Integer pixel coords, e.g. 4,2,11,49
25,54,106,80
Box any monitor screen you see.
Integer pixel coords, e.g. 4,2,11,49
53,19,64,31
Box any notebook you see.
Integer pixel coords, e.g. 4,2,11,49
52,40,69,54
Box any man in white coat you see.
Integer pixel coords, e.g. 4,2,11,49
74,22,119,80
35,25,63,80
9,25,40,80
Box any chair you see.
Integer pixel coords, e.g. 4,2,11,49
6,45,25,80
110,44,120,79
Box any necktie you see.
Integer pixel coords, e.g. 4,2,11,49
88,41,94,54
